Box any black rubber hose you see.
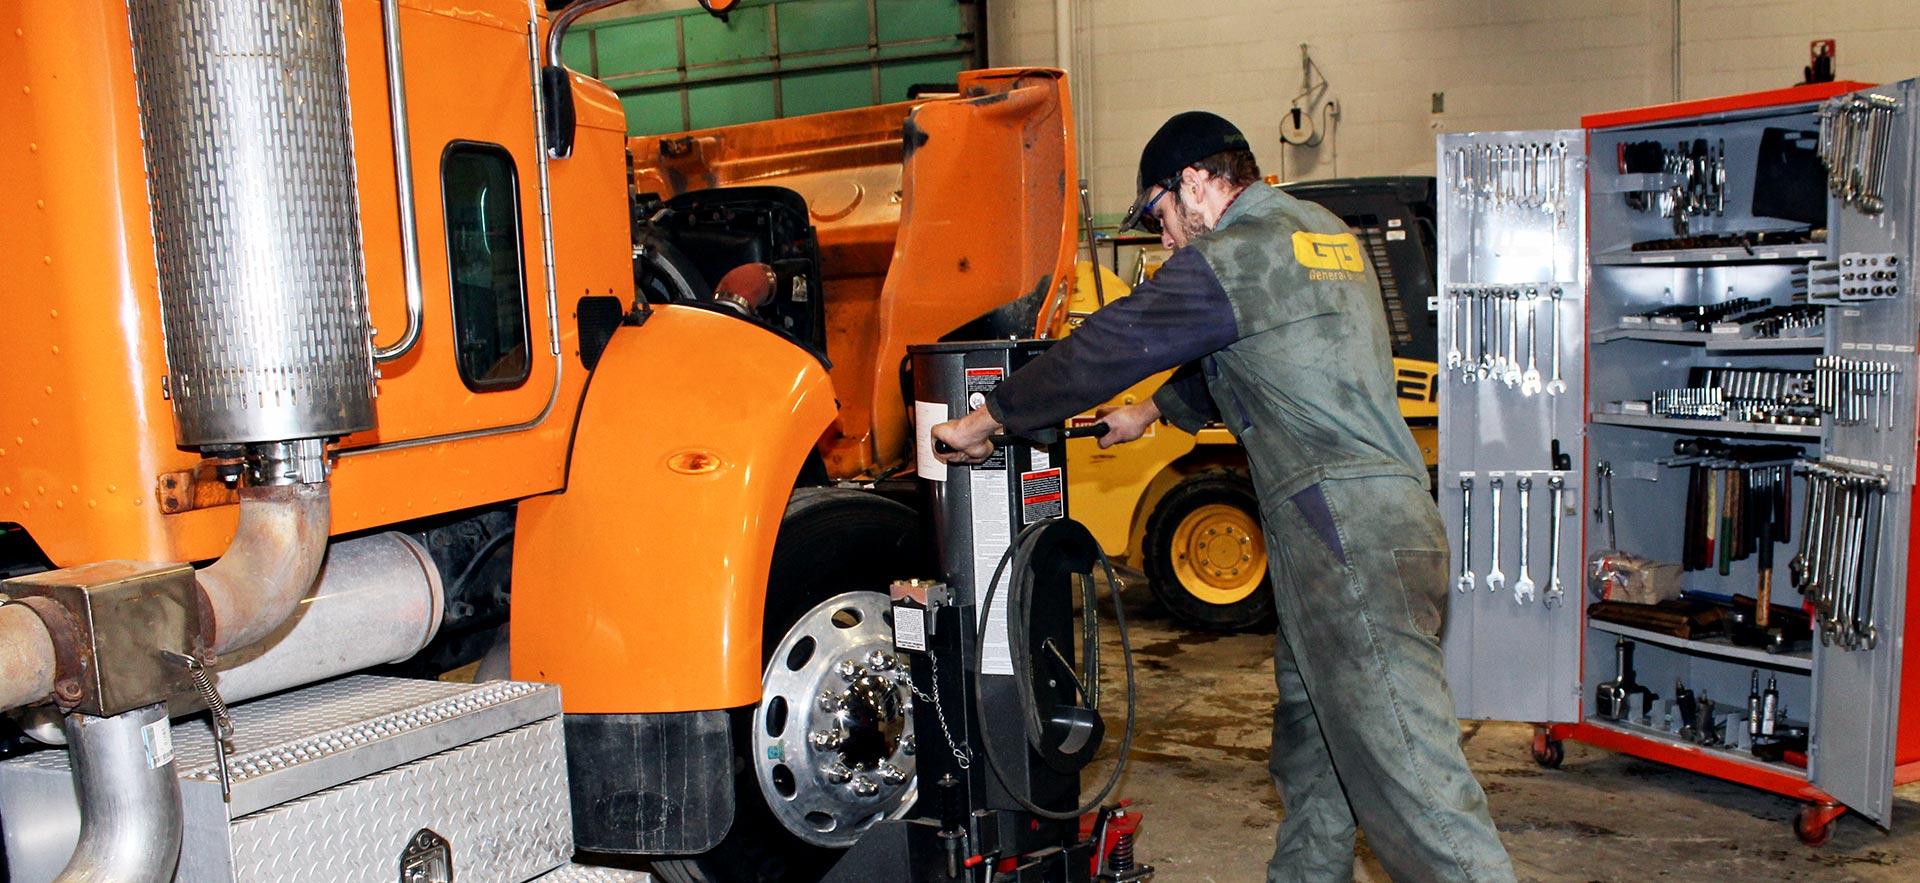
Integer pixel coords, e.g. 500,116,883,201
973,518,1136,821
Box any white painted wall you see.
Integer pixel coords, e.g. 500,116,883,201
985,0,1920,216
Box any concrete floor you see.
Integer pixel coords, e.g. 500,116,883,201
1090,574,1920,882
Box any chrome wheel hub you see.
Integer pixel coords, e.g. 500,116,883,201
754,592,916,848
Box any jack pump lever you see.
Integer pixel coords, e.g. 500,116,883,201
934,421,1111,455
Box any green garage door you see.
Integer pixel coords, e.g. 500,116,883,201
563,0,982,136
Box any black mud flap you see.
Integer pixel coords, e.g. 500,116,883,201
821,819,916,882
564,711,734,854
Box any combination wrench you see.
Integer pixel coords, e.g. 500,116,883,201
1545,287,1567,395
1520,288,1543,396
1544,475,1566,607
1503,290,1523,387
1446,292,1464,372
1456,477,1475,592
1513,476,1536,604
1485,477,1506,593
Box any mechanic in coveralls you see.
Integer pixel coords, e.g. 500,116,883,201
931,112,1517,883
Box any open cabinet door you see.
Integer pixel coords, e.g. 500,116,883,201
1435,130,1588,723
1806,78,1918,826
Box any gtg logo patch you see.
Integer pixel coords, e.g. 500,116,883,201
1291,231,1366,278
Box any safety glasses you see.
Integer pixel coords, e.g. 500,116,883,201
1121,178,1179,236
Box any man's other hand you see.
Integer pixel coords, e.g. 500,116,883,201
931,407,1002,464
1097,401,1160,448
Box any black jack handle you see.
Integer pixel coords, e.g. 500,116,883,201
934,421,1110,455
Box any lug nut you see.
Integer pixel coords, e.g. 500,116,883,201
810,728,844,750
850,775,880,797
836,659,863,680
822,761,853,784
900,733,915,755
817,690,844,712
864,650,895,671
877,762,909,784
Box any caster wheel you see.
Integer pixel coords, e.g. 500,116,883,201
1794,804,1839,847
1530,737,1564,769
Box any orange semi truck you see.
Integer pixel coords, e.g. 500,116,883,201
0,1,1075,880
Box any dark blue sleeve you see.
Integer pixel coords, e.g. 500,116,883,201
986,247,1238,433
1151,361,1220,432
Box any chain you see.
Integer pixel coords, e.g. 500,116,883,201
903,648,971,770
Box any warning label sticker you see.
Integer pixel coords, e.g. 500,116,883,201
964,367,1004,414
891,603,927,652
1020,467,1063,524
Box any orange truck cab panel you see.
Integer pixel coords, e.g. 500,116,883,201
1,0,633,567
510,306,838,713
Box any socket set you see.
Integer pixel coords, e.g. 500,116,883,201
1814,355,1903,429
1442,284,1570,394
1726,304,1823,340
1652,387,1725,419
1789,462,1890,651
1620,368,1819,425
1817,93,1901,215
1453,470,1573,607
1806,253,1901,303
1626,297,1772,331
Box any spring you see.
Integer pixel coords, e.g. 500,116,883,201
1110,832,1136,871
164,649,233,740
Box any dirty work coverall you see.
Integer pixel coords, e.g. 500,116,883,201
985,184,1515,882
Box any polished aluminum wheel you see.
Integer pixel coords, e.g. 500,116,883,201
753,592,917,848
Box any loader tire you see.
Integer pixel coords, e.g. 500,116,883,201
1143,470,1276,632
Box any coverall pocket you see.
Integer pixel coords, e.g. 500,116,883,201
1287,484,1347,568
1390,548,1447,638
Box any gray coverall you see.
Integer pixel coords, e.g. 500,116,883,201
987,184,1515,882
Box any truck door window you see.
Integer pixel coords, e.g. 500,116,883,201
441,142,531,390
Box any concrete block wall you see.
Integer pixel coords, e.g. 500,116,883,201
987,0,1920,218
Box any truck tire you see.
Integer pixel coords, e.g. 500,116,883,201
1142,471,1275,632
655,487,928,883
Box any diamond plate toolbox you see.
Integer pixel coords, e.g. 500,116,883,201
0,676,574,883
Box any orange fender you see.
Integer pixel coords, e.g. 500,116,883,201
510,305,838,713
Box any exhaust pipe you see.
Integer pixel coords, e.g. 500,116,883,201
213,531,445,704
54,704,183,883
0,605,55,712
195,481,332,657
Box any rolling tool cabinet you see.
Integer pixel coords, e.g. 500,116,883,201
1436,79,1920,844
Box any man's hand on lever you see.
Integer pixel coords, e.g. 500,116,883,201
931,407,1002,464
1096,401,1160,449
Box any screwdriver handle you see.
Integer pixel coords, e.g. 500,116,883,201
933,422,1110,455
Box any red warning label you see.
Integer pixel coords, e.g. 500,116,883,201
1019,467,1064,524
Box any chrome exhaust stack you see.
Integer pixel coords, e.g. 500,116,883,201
0,1,388,878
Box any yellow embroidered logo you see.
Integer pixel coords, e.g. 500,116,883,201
1291,231,1365,273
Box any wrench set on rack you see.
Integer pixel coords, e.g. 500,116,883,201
1814,355,1904,429
1443,284,1569,394
1817,93,1901,215
1789,463,1889,651
1454,471,1570,607
1442,140,1571,218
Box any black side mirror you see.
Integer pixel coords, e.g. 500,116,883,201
541,65,576,159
